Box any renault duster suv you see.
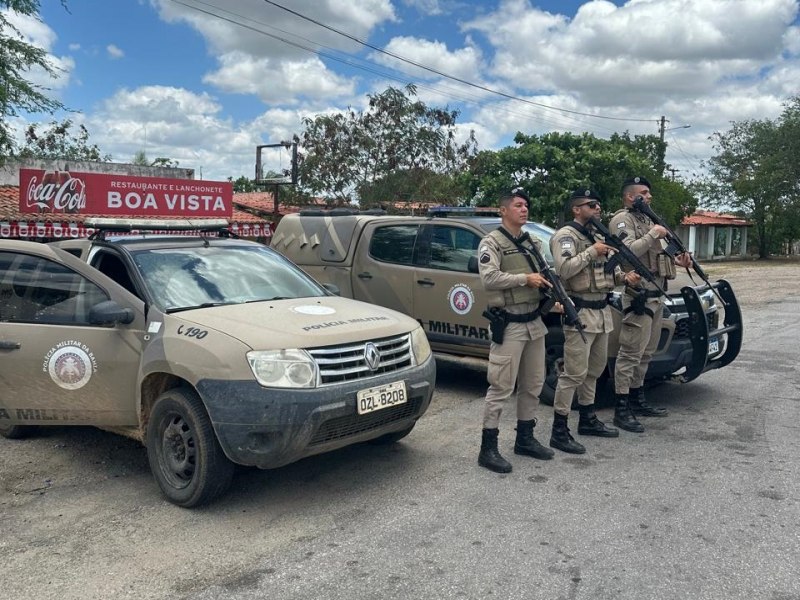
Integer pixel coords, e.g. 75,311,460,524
0,219,435,507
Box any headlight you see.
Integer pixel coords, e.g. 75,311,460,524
410,326,432,364
700,290,715,312
247,349,318,388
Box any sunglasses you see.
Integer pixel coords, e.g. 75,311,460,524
576,201,600,209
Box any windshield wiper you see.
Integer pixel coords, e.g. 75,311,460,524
167,301,237,313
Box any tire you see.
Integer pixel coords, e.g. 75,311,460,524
146,387,235,508
0,423,32,439
368,423,416,445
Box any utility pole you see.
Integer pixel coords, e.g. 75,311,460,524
667,167,680,181
657,115,667,176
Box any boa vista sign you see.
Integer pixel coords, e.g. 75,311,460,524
19,169,233,218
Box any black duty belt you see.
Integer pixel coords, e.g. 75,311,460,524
504,308,543,322
570,297,608,310
625,287,662,299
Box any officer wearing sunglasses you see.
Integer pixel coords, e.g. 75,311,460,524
547,188,642,453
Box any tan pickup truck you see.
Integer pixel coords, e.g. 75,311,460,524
271,208,742,404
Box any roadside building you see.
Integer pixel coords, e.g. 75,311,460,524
677,210,752,259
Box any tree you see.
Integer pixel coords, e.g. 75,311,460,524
132,150,149,166
0,0,69,161
296,84,477,205
464,131,693,227
18,118,110,161
702,118,789,258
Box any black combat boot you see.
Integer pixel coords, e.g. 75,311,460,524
478,428,512,473
514,419,554,460
628,387,668,417
613,393,645,433
577,404,619,437
549,413,586,454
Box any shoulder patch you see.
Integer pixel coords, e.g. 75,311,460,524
561,250,572,258
480,252,491,264
617,222,626,229
558,235,573,249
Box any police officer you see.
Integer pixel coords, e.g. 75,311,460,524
609,177,692,432
548,188,641,453
477,189,555,473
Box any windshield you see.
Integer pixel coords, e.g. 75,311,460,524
130,244,326,312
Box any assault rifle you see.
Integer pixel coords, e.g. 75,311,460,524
524,236,588,343
586,216,667,297
631,196,727,306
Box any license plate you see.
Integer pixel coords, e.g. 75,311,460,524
357,380,407,415
708,337,720,355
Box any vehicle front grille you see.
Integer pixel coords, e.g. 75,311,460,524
674,311,719,339
307,334,413,385
309,397,422,446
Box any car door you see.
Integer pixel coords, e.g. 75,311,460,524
351,221,420,316
0,241,146,428
413,223,490,356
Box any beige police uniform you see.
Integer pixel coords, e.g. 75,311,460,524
550,223,622,416
608,208,676,393
478,228,547,429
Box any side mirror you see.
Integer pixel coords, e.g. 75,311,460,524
468,255,479,274
321,282,341,296
89,300,135,325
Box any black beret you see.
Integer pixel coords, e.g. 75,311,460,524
570,188,601,201
510,187,530,203
621,176,651,191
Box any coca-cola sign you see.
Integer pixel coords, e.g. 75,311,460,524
24,170,87,213
18,169,233,218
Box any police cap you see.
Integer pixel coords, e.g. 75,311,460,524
569,188,601,201
621,176,651,192
510,187,530,204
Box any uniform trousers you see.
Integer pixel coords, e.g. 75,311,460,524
553,327,609,416
614,296,664,393
482,328,545,429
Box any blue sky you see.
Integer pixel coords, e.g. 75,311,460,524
8,0,800,185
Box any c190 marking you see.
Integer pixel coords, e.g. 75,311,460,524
177,325,208,340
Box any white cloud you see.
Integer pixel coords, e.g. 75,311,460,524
106,44,124,59
202,53,356,103
463,0,799,107
371,36,484,82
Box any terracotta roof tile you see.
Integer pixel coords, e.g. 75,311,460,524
681,210,751,227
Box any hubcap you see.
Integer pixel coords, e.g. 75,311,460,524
159,413,196,488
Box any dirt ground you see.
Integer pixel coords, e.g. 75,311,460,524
0,257,797,600
700,256,799,306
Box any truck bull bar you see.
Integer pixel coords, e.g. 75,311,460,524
679,278,743,383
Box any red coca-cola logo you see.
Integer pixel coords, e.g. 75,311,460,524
25,170,87,214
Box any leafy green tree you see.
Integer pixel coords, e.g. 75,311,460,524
132,150,149,166
702,117,789,258
464,131,691,227
151,157,179,168
0,0,69,161
229,175,258,193
19,118,110,161
297,84,477,204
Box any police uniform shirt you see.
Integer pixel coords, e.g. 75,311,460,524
608,208,667,292
550,224,615,334
478,230,547,341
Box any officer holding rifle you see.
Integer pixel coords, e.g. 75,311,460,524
548,188,641,454
609,177,692,432
476,189,556,473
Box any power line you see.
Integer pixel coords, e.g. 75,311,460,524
260,0,656,124
169,0,624,136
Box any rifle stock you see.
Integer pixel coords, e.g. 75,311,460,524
586,216,666,297
526,241,588,343
631,196,726,305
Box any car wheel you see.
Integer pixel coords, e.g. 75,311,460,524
0,423,32,439
146,387,234,508
368,423,416,445
541,341,578,409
